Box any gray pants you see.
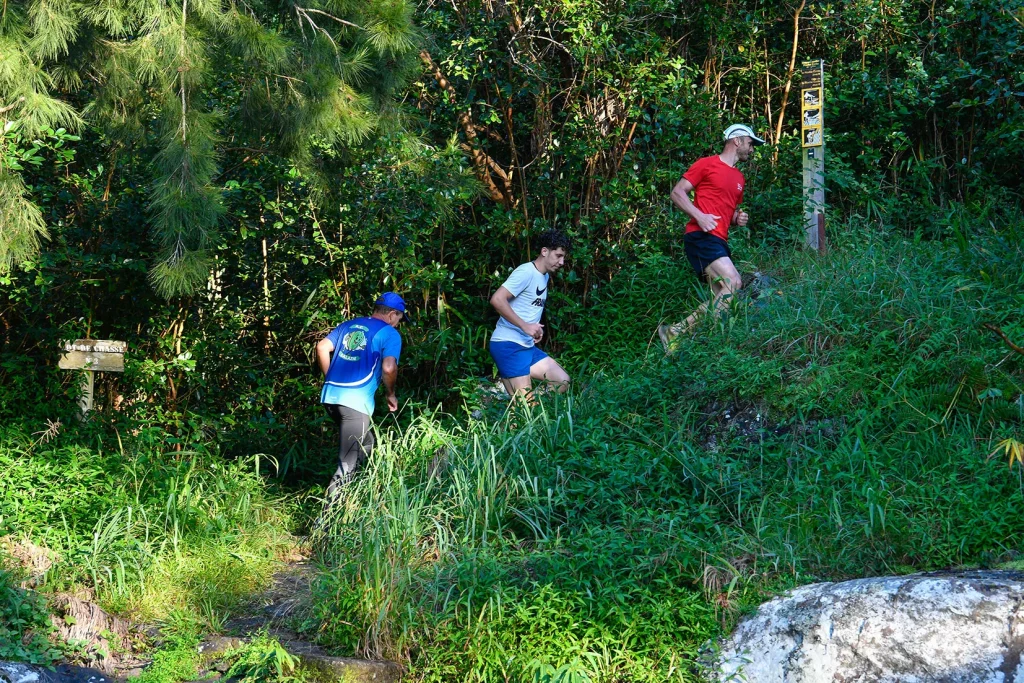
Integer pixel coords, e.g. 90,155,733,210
323,404,373,495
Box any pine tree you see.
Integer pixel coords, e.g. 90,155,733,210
0,0,417,296
0,4,81,274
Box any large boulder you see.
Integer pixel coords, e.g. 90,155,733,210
717,571,1024,682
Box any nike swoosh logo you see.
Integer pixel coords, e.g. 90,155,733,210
536,286,547,295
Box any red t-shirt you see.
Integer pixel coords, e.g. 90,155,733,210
681,156,745,242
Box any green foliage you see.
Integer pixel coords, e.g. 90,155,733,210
2,0,1022,437
0,422,298,624
0,169,48,274
0,570,63,666
298,225,1022,680
1,0,419,294
132,614,203,683
225,633,303,683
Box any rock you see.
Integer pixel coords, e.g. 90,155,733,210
197,636,246,663
255,641,402,683
716,570,1024,682
0,661,111,683
294,651,402,683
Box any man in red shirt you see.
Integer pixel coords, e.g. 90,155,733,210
658,123,765,351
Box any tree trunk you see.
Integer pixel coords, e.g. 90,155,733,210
420,49,512,205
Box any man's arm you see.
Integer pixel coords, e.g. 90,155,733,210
670,178,720,233
316,338,335,375
381,356,398,411
490,286,543,341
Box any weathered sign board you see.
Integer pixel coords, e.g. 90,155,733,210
59,339,127,414
800,59,826,252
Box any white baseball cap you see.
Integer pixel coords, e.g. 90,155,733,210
724,123,766,146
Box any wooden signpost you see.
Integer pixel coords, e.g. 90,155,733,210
800,59,826,252
58,339,127,415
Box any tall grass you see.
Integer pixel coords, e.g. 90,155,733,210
307,220,1023,681
0,425,298,625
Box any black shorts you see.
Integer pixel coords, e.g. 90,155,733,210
683,232,731,279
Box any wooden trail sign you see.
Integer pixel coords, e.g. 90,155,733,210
801,59,826,252
59,339,127,414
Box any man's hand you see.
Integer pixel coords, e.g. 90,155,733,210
387,392,398,412
522,322,544,341
735,210,749,227
697,212,721,233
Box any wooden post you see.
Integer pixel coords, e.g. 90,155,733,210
58,340,127,417
800,59,825,252
79,370,95,415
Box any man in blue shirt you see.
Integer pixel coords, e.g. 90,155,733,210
488,230,571,398
315,292,407,495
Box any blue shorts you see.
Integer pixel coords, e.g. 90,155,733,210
489,340,548,379
684,232,731,279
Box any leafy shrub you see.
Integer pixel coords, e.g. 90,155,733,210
0,571,63,666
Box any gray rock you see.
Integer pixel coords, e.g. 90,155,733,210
197,636,246,663
0,661,111,683
294,652,402,683
717,571,1024,682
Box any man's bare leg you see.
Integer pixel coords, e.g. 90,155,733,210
500,374,533,399
500,357,569,405
659,256,743,350
530,356,570,393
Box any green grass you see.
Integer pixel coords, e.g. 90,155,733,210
0,422,300,631
302,221,1023,681
2,219,1022,682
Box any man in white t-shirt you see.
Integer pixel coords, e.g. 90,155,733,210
488,230,572,397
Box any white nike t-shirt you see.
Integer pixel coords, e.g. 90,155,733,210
491,262,549,347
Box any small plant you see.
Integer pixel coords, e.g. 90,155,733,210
132,613,202,683
992,438,1024,468
225,634,304,683
0,570,63,666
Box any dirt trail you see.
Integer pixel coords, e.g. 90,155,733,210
199,561,403,683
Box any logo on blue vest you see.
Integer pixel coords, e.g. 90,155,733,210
339,325,369,361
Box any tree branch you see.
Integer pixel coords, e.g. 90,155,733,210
0,96,26,116
420,49,512,205
773,0,807,146
296,6,363,30
983,323,1024,356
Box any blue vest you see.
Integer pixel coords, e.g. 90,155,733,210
322,317,391,410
